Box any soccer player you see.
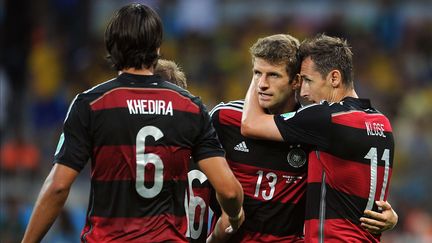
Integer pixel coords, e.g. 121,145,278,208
209,34,397,243
155,59,213,242
242,34,396,242
155,59,188,89
209,34,307,242
21,4,244,243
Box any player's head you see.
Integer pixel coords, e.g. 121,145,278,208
155,59,187,89
298,34,354,103
105,3,163,71
250,34,301,114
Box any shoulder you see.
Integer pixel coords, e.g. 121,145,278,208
295,100,345,114
210,100,244,116
74,77,119,104
209,100,244,127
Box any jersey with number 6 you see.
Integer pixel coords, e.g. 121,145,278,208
210,100,308,242
274,97,394,243
53,73,224,243
186,161,213,243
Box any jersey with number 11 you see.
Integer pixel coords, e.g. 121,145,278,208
275,97,394,243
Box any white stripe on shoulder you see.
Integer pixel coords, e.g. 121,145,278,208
83,78,116,94
64,78,115,123
297,103,320,112
209,100,244,116
63,94,79,123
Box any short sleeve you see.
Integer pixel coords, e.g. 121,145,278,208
274,104,331,149
192,103,225,162
53,95,92,172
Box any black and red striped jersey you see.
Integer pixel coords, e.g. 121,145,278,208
211,100,308,243
53,73,224,243
186,160,212,243
274,97,394,243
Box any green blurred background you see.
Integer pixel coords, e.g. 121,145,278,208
1,0,431,242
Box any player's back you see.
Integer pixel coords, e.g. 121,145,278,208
61,73,218,242
211,100,307,242
305,97,394,242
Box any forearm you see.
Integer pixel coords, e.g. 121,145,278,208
241,78,262,137
215,181,243,218
241,79,283,141
22,164,77,243
22,183,70,242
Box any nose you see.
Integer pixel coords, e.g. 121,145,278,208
300,83,309,98
257,75,269,90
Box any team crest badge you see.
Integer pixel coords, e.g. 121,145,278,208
287,145,307,168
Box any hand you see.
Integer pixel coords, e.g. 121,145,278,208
206,212,234,243
225,207,245,233
360,201,398,234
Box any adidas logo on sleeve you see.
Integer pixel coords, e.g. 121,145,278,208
234,141,249,152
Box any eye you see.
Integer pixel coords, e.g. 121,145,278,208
269,73,279,78
301,76,312,83
253,70,262,77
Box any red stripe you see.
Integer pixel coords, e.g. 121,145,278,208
219,108,242,127
307,152,324,184
81,215,188,242
235,230,304,243
188,186,211,224
308,152,392,199
92,145,191,181
305,218,380,242
90,88,199,113
332,111,392,132
227,160,306,203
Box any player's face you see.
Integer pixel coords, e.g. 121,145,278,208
299,57,333,103
252,58,296,114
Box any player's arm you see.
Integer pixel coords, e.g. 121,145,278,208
360,201,398,234
198,157,244,232
207,209,244,243
22,164,78,243
241,78,283,141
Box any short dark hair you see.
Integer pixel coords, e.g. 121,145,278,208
299,34,354,88
250,34,300,82
105,3,163,71
155,59,187,89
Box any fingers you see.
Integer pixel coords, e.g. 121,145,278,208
360,217,385,235
360,221,381,235
375,200,391,210
207,214,232,243
361,223,381,235
363,209,385,221
225,225,234,233
360,216,386,228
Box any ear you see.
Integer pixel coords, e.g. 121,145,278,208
327,70,342,88
292,74,302,90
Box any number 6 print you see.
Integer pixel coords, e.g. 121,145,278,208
135,126,164,198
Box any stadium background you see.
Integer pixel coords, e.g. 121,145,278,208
1,0,431,242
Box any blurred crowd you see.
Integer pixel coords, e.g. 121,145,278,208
1,0,431,242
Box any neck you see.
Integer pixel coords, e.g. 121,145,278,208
329,86,358,103
120,67,154,75
267,96,297,114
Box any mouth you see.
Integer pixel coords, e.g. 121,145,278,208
258,92,272,101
